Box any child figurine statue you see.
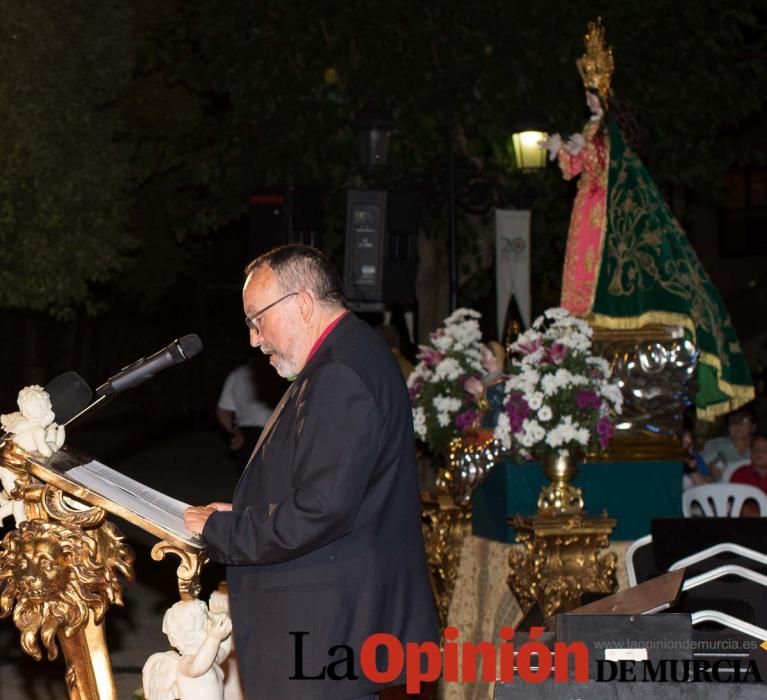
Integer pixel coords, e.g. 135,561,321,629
0,465,26,525
464,341,508,429
0,385,65,458
142,598,233,700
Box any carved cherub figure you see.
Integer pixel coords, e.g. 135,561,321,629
0,466,26,525
1,385,65,458
143,598,233,700
208,589,243,700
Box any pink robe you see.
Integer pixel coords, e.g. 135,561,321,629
558,120,609,314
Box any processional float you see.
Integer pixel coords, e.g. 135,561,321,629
422,17,754,625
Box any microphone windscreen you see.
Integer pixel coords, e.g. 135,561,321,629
178,334,203,360
45,371,93,424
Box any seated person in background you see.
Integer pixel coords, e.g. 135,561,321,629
216,356,277,473
681,419,713,490
730,433,767,496
700,407,755,481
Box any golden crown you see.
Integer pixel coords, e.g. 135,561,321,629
576,18,614,100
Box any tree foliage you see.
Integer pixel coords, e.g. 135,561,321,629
0,1,135,317
0,0,764,318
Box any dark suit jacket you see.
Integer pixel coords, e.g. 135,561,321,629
203,313,439,699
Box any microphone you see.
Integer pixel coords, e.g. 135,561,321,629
45,371,94,424
95,334,203,397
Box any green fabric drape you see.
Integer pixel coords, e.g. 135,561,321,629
590,121,753,418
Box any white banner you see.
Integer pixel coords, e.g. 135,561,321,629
495,209,531,337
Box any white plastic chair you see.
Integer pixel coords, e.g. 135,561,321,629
670,542,767,571
682,483,767,517
625,533,653,587
691,610,767,641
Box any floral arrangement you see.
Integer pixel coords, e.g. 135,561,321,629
494,307,623,458
408,308,483,454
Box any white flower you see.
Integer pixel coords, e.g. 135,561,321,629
519,419,546,448
494,413,512,450
413,407,427,440
600,383,624,413
444,307,481,325
432,333,453,352
538,405,553,421
543,307,569,321
587,356,611,377
434,357,463,381
526,392,544,410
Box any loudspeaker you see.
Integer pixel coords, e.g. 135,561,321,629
248,186,322,260
343,189,417,310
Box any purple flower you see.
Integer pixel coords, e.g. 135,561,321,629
505,392,530,434
576,389,602,410
408,383,421,401
417,345,444,367
545,342,568,365
596,416,614,448
455,410,478,432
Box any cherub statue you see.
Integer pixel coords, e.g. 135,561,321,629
143,598,233,700
1,385,65,458
208,589,243,700
0,465,26,525
464,341,508,429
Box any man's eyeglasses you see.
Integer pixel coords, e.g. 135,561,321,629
244,292,299,333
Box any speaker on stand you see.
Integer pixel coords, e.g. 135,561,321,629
248,186,322,260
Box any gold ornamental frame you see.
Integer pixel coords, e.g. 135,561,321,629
0,441,208,699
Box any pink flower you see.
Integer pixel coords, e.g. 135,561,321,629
417,345,444,367
516,337,542,356
545,342,568,364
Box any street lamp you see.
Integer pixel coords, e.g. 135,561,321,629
507,113,549,171
353,103,394,177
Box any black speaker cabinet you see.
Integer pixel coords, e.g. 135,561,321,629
248,186,322,260
343,189,417,310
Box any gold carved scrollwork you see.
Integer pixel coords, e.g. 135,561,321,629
0,520,123,661
40,485,106,528
421,494,472,628
507,513,617,619
151,541,208,601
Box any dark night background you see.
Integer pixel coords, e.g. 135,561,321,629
0,0,766,433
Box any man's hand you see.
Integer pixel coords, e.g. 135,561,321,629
207,502,233,512
183,506,216,535
183,502,233,535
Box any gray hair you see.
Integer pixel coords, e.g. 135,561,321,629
246,244,346,309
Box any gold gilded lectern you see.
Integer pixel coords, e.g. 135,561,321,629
0,440,207,700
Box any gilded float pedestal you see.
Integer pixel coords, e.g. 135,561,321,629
507,511,617,619
421,491,472,628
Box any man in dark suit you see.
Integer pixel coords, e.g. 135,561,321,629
184,244,439,699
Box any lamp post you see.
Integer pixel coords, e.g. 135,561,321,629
353,103,394,182
445,115,547,314
492,114,548,335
